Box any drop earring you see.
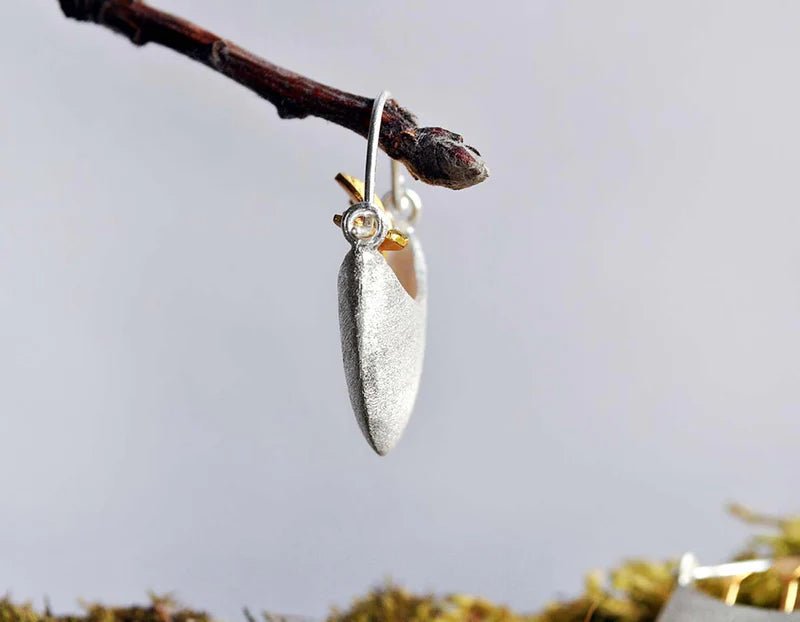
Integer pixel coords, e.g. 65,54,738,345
333,91,427,456
656,553,800,620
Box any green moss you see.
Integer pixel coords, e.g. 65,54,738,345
2,507,798,622
327,588,533,622
0,596,212,622
327,506,800,622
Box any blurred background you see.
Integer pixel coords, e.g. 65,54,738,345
1,0,799,619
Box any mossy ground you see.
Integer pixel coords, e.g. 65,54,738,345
3,506,797,622
328,506,800,622
0,597,212,622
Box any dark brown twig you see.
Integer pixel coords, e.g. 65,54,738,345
58,0,489,190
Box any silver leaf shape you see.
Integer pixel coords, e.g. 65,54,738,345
338,233,427,455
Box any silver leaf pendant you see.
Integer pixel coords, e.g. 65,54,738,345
338,232,427,455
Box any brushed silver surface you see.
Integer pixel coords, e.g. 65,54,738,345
338,232,427,455
657,587,800,621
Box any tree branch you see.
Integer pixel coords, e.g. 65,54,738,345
58,0,489,190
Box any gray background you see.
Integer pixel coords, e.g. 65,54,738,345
1,0,798,619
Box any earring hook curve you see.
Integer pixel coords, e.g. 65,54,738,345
364,90,390,207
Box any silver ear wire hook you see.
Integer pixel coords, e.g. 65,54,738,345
383,147,422,229
363,90,390,207
391,159,403,214
361,90,422,229
678,552,699,587
339,91,392,249
679,555,772,586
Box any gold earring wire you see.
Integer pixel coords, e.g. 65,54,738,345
775,557,800,612
723,573,752,606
